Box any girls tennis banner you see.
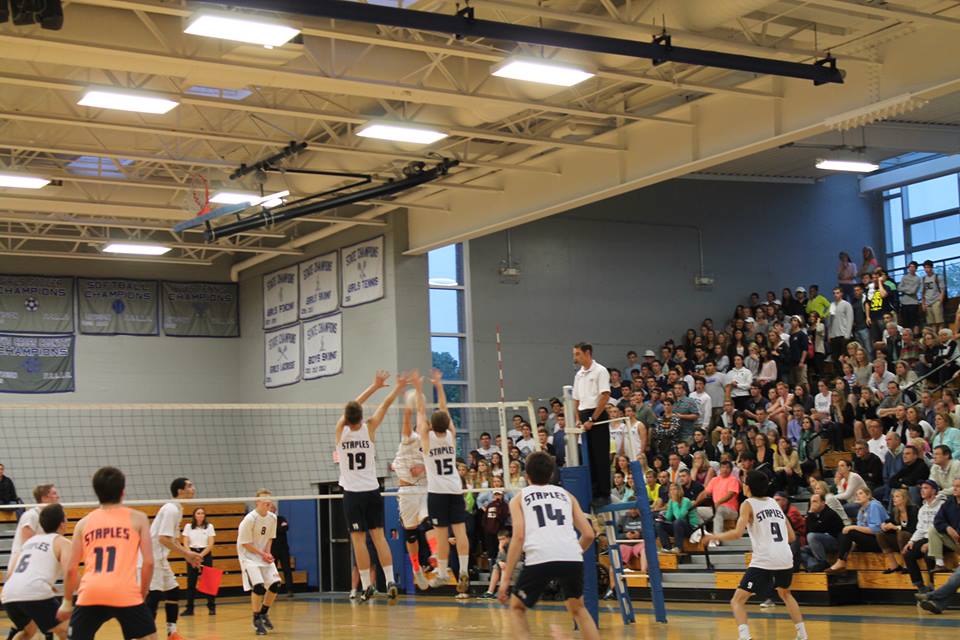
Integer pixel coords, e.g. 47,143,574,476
0,275,74,333
299,251,338,320
264,325,301,388
303,312,342,379
263,266,298,329
341,235,384,307
77,278,159,335
162,282,240,337
0,333,75,393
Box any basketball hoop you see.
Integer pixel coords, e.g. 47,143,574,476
189,173,212,217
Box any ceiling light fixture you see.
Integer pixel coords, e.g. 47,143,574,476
78,88,178,114
185,13,300,47
491,58,595,87
210,190,290,207
103,243,172,256
356,122,448,145
0,173,51,189
815,159,880,173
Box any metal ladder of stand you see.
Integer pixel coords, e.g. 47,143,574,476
599,509,635,625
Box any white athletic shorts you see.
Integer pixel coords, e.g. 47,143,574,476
398,485,429,529
149,557,178,592
240,560,281,592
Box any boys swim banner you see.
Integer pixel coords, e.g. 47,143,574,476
264,325,301,388
340,235,384,307
0,333,75,393
303,312,342,380
0,275,74,333
77,278,159,335
263,265,298,329
162,282,240,337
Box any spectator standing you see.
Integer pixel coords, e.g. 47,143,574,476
689,378,712,432
928,478,960,572
861,246,879,276
787,316,808,389
572,342,612,507
851,284,872,358
837,252,858,301
866,269,896,345
182,508,216,615
921,260,946,331
898,261,923,330
826,487,888,574
0,464,18,504
904,479,945,592
828,288,854,364
806,286,831,321
672,382,701,443
726,355,753,412
801,494,843,572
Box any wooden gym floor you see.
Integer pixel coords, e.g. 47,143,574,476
6,594,955,639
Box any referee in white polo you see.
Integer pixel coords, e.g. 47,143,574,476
572,342,611,508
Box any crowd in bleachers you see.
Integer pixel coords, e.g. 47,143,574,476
458,248,960,607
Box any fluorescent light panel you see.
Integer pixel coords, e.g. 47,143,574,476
815,159,880,173
103,243,171,256
185,14,300,47
79,88,178,114
210,190,289,207
492,58,594,87
356,122,448,145
0,173,50,189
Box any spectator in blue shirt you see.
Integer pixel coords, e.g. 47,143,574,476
826,486,889,574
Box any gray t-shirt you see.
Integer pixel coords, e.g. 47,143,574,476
898,273,922,305
922,273,943,305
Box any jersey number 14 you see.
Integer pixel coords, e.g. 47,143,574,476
532,504,565,528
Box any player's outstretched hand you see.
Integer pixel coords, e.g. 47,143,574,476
496,583,510,605
430,368,443,386
395,370,411,387
374,370,391,388
409,369,422,387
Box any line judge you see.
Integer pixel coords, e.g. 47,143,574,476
572,342,611,509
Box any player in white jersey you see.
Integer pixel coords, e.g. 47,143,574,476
414,369,471,593
497,452,598,640
145,478,202,640
703,471,807,640
336,370,409,602
238,490,280,636
391,376,437,590
1,504,71,640
6,484,60,582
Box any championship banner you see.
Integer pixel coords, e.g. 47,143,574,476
264,325,301,388
77,278,159,336
0,275,74,333
263,265,298,329
341,235,385,308
303,312,342,380
299,251,338,320
0,333,75,393
162,282,240,337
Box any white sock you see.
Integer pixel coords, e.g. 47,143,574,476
458,555,469,575
438,559,448,576
382,565,394,583
796,622,808,639
167,622,176,634
738,623,750,640
936,559,945,567
360,571,372,590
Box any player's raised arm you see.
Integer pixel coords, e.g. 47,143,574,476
431,369,454,434
401,370,421,439
497,494,525,604
414,372,430,443
704,501,753,545
368,371,410,435
337,370,391,444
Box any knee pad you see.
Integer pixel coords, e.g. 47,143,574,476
253,584,267,596
268,581,282,594
405,528,419,544
164,587,180,601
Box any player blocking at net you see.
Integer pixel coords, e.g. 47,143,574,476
414,369,471,593
703,471,808,640
336,370,410,601
497,451,598,640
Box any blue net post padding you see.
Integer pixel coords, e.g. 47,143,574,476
382,494,414,594
560,464,599,628
631,460,667,623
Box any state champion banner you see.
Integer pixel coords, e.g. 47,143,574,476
77,278,159,335
0,333,75,393
264,325,301,388
341,235,384,308
263,265,298,329
0,275,74,333
303,312,342,380
299,251,338,320
162,281,240,337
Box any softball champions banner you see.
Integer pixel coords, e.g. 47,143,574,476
77,278,159,335
0,275,74,333
303,312,342,379
264,325,301,388
298,252,338,320
162,282,240,337
263,265,298,329
0,333,75,393
340,235,384,307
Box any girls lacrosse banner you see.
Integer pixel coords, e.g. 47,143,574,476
264,325,301,389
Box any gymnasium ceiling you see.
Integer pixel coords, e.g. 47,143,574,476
1,0,959,279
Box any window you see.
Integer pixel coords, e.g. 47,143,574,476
185,86,252,101
66,156,134,178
